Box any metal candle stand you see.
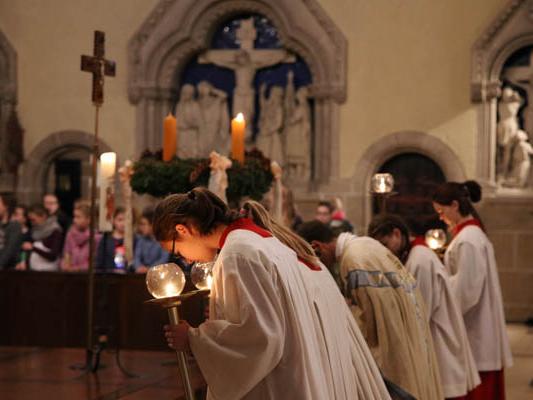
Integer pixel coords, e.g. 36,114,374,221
145,289,208,400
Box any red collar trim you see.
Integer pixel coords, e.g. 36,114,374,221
453,218,483,237
219,218,272,248
218,218,321,271
410,236,427,248
298,257,322,271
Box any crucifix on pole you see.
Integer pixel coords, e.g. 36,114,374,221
80,30,116,372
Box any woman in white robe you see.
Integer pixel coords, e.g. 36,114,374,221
152,188,391,400
433,180,513,399
368,214,480,399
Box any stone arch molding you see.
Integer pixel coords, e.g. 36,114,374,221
353,131,466,225
18,130,112,204
0,29,18,191
471,0,533,190
128,0,347,183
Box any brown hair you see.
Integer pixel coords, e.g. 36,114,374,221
74,201,91,218
242,200,318,266
368,214,411,263
153,188,318,265
153,188,238,242
28,203,48,217
432,180,484,227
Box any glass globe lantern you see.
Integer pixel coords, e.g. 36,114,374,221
425,229,447,250
146,263,186,299
371,173,394,194
191,262,215,291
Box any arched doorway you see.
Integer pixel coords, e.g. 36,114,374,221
18,130,112,207
373,152,446,232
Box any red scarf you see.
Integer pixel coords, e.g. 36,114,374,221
219,218,321,271
410,236,428,248
453,218,483,237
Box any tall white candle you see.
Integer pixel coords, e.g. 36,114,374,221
99,152,116,232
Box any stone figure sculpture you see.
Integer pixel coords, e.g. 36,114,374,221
176,84,202,157
256,85,284,164
208,151,232,204
504,130,533,188
285,84,311,179
198,18,295,140
198,81,230,157
497,87,522,179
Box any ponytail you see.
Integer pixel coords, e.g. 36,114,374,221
433,180,485,230
242,200,319,266
153,187,238,242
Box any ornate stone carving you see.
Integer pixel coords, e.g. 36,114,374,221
127,0,346,184
471,0,533,192
0,29,18,192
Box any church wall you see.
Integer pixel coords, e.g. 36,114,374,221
315,0,505,180
0,0,159,165
1,0,531,321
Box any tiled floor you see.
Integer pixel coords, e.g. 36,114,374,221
1,324,532,399
506,323,533,400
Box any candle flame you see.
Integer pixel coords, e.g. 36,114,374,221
164,282,178,297
235,112,244,122
207,274,213,290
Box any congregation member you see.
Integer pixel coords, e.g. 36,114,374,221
0,193,23,269
11,204,32,270
297,220,443,400
96,207,128,272
155,188,391,400
61,201,100,271
315,199,353,235
369,214,481,399
433,181,512,399
133,206,168,273
43,193,71,234
23,204,63,271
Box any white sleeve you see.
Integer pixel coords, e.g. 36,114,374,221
449,242,486,315
412,261,439,322
188,252,285,400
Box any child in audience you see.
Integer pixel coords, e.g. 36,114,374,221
133,206,168,273
62,201,100,271
96,207,128,272
24,204,62,271
11,204,31,270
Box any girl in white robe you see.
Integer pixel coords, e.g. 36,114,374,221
368,214,480,399
433,180,513,400
152,188,391,400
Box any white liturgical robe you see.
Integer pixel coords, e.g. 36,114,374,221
444,221,513,372
407,242,480,398
188,219,391,400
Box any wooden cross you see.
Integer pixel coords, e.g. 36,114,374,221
81,31,116,106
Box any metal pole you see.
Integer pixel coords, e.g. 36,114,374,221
167,306,196,400
86,105,100,370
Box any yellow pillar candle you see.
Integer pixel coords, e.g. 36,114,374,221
163,113,177,162
231,113,245,164
99,152,116,232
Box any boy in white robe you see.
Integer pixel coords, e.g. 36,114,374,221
368,214,480,399
153,189,391,400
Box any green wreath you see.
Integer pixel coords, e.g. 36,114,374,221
130,149,273,204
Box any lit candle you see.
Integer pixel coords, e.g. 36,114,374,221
425,229,447,250
231,113,245,164
206,274,213,290
163,113,177,162
99,152,116,232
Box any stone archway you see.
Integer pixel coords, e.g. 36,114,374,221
17,130,112,204
0,29,18,192
353,131,466,227
128,0,347,184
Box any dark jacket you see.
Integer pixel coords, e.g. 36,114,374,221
0,220,23,269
